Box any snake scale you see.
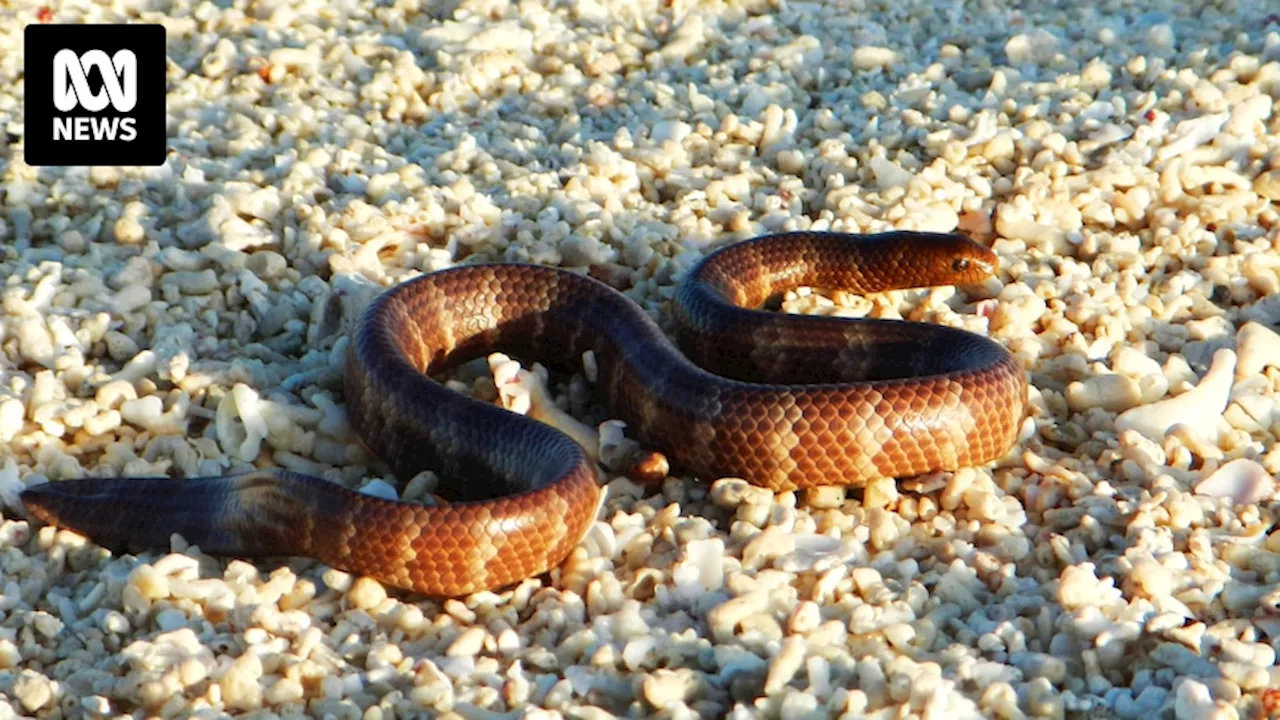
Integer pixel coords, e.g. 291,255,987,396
21,231,1028,597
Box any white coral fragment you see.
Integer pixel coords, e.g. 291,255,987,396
1114,349,1236,443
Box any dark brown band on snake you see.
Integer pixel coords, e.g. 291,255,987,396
21,231,1028,596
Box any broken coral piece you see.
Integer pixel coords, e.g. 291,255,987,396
1115,348,1236,443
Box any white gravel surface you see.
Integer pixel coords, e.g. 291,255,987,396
3,0,1280,718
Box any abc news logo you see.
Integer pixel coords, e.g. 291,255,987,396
53,49,140,142
25,24,166,166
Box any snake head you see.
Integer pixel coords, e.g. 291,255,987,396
919,232,1000,286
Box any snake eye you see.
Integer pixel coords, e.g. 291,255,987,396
952,257,971,272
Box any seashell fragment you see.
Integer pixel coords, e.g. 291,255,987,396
1194,458,1276,505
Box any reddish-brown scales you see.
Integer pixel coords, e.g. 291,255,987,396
21,231,1028,597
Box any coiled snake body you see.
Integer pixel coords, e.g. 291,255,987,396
22,232,1027,596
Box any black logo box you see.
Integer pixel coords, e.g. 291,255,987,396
24,24,166,167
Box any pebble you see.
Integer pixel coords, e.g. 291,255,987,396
1173,678,1216,720
852,46,899,71
447,627,487,658
642,669,699,711
347,577,387,610
1004,30,1058,65
14,670,53,712
764,637,806,694
220,652,265,711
